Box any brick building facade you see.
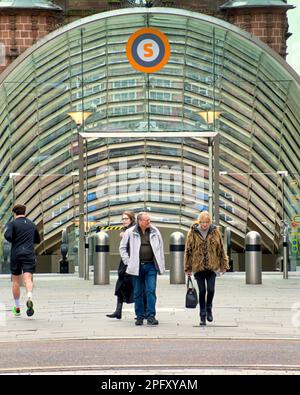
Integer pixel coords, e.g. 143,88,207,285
0,1,63,73
220,1,293,58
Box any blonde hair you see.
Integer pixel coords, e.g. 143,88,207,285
197,211,211,224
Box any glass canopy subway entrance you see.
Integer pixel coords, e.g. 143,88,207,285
75,130,220,277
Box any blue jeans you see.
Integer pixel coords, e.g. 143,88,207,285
132,263,157,319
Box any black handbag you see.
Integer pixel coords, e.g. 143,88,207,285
185,276,198,308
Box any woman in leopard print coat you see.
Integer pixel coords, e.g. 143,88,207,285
184,211,229,326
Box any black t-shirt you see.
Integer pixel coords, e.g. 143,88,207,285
4,217,40,262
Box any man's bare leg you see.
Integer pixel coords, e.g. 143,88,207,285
12,275,22,315
12,275,21,299
23,272,34,316
23,272,33,297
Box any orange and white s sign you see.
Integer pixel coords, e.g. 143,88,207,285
126,28,170,73
143,43,154,58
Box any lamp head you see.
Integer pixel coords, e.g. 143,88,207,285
67,111,92,126
198,111,221,124
277,170,288,177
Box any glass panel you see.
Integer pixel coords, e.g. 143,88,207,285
0,172,12,274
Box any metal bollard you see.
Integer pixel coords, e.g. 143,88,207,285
84,236,89,280
94,231,110,285
245,231,262,284
88,235,95,273
1,239,10,274
282,221,289,279
169,231,185,284
59,228,69,274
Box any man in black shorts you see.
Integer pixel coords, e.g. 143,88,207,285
4,204,40,317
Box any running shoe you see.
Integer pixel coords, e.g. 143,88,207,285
12,306,21,317
26,299,34,317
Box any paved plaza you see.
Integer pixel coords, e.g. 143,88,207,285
0,271,300,343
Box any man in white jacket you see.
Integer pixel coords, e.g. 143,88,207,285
119,212,165,326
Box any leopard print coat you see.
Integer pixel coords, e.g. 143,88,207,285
184,223,229,273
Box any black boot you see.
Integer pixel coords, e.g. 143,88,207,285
200,310,206,326
106,301,123,319
200,314,206,326
206,308,213,322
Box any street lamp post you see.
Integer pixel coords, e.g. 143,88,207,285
67,111,92,279
277,170,289,279
198,110,221,225
78,133,85,279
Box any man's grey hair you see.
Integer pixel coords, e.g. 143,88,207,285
137,211,150,222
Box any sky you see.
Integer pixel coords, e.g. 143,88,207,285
286,0,300,76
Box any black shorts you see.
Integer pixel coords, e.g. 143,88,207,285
10,260,36,276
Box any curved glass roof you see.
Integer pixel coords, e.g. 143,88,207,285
0,7,299,254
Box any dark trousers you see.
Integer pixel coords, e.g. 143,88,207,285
195,270,216,317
